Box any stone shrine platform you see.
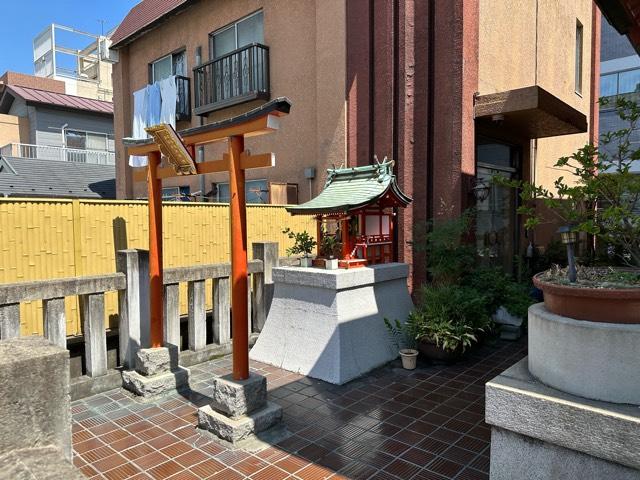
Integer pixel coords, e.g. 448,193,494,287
249,263,414,384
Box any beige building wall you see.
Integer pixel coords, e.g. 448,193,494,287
0,114,29,147
114,0,346,202
478,0,593,191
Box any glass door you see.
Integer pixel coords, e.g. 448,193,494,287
475,139,520,273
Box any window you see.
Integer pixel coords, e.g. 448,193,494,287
64,130,111,151
151,50,187,82
215,179,268,204
210,11,264,58
618,69,640,94
575,21,583,95
600,73,618,97
599,68,640,97
162,186,190,201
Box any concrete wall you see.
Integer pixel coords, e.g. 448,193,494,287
113,0,346,202
0,114,28,147
478,0,594,192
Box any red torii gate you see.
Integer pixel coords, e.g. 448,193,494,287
125,98,291,380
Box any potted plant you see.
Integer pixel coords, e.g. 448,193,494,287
497,96,640,324
319,234,342,270
384,315,419,370
412,283,488,362
283,228,317,267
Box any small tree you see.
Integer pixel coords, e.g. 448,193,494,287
498,96,640,267
283,228,316,257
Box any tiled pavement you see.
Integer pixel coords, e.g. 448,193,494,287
72,338,527,480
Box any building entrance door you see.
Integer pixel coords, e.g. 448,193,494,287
475,138,520,273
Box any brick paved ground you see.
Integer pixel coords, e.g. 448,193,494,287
72,338,526,479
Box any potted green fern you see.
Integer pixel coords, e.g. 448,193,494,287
384,315,419,369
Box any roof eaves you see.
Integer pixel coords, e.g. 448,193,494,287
110,0,195,49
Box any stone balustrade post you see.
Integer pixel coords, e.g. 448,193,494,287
81,293,107,377
0,303,20,340
163,283,180,349
116,249,150,369
188,280,206,351
252,242,279,332
213,277,230,344
43,297,66,348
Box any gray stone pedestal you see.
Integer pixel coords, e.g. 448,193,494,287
250,263,414,384
197,373,283,444
122,346,189,397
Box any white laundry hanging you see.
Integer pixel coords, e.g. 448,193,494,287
159,75,177,129
129,86,149,167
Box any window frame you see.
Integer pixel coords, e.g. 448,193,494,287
149,48,187,83
575,20,584,96
215,178,269,204
209,10,264,60
64,129,112,152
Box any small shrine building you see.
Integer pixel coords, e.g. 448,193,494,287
287,158,412,268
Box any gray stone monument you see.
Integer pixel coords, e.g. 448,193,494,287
249,263,414,384
122,345,189,397
197,372,283,444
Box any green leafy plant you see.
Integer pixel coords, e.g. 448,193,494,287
319,234,342,259
495,96,640,267
283,228,316,257
413,209,476,285
465,267,534,319
384,313,419,351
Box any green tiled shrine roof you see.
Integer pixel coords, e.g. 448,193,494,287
287,159,411,215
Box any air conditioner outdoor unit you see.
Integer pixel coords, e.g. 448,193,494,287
99,38,119,63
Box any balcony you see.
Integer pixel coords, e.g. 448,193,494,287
193,43,270,115
175,75,191,122
0,143,115,166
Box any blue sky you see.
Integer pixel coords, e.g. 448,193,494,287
0,0,136,75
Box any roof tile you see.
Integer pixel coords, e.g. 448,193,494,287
111,0,189,47
6,85,113,114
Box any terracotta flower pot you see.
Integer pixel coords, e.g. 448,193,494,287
417,339,463,363
533,273,640,324
399,349,418,370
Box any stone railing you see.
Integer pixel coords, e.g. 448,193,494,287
0,242,283,399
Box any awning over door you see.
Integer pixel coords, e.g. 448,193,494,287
474,86,588,139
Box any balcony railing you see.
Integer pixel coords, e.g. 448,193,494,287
0,143,115,166
175,75,191,122
193,43,270,115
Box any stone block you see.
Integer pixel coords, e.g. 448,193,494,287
486,358,640,472
122,366,189,398
0,447,85,480
0,337,72,461
135,346,178,376
490,427,640,480
210,373,267,418
499,324,522,340
197,401,282,443
250,263,414,384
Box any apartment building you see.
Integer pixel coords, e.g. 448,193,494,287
111,0,599,284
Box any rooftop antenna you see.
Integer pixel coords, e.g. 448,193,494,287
97,19,105,36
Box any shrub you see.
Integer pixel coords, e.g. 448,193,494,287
283,228,316,257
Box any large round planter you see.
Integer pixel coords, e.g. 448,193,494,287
417,339,462,363
533,273,640,324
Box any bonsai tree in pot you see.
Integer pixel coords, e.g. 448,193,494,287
319,233,342,270
384,315,419,369
497,96,640,323
283,228,317,267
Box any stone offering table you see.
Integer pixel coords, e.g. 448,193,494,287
249,263,414,384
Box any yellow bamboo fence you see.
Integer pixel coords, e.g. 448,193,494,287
0,198,314,336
